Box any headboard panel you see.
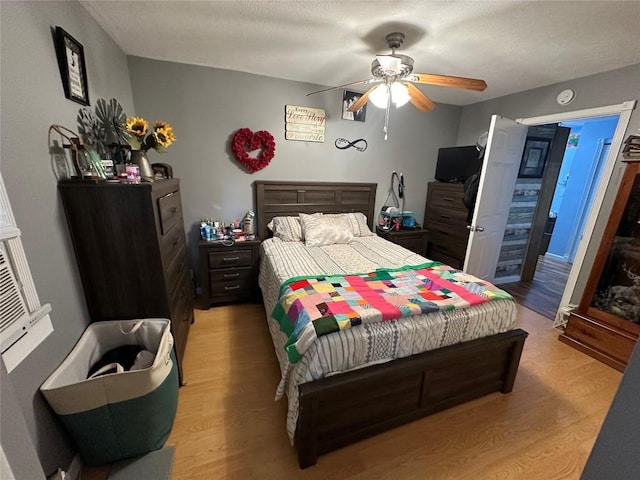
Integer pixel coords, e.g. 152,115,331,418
254,181,377,241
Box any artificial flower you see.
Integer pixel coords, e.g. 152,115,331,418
231,128,275,173
125,116,176,153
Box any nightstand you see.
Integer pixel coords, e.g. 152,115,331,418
199,238,261,308
377,228,429,256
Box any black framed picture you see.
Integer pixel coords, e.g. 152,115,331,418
342,90,366,122
54,26,90,106
519,137,550,178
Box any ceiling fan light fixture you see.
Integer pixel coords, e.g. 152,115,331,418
369,84,390,108
391,82,410,107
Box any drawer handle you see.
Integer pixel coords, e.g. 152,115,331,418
224,285,241,291
439,214,451,219
442,197,454,202
173,236,181,246
223,256,240,262
171,206,178,213
224,272,240,278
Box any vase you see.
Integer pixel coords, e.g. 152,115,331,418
130,150,154,182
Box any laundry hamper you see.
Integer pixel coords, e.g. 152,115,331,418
40,318,179,466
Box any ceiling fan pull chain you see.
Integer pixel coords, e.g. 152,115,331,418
383,89,391,140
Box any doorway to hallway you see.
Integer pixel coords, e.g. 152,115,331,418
501,255,572,319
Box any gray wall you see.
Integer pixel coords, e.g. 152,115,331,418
456,64,640,303
0,1,134,475
127,56,462,279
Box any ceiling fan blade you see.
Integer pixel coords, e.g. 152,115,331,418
405,83,435,112
409,73,487,92
347,86,376,112
307,79,379,96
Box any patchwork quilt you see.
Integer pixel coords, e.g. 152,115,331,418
272,261,513,363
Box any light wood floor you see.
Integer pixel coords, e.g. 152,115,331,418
82,303,621,480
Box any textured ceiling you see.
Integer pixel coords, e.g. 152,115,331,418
81,0,640,106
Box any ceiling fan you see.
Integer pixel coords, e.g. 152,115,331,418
307,32,487,139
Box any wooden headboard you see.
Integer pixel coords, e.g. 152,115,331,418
254,181,377,241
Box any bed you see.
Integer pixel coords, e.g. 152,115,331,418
254,180,528,468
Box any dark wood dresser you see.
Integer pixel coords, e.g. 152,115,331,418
423,182,470,269
376,228,429,256
58,179,193,380
199,238,261,308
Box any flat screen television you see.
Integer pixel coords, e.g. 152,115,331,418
434,146,482,183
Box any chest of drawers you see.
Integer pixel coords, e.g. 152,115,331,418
423,182,470,269
58,179,193,381
199,239,261,307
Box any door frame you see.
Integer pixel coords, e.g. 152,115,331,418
566,137,612,263
516,100,636,328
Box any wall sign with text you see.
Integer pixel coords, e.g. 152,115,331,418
285,105,325,143
54,26,90,106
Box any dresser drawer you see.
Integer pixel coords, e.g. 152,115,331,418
428,187,465,210
165,244,188,295
170,272,193,319
564,316,637,364
157,190,182,235
208,250,253,269
161,221,186,258
428,203,468,225
428,231,467,259
427,220,469,244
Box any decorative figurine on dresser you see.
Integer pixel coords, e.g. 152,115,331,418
560,147,640,372
58,179,193,383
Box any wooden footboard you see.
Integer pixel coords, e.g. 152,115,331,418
295,328,528,468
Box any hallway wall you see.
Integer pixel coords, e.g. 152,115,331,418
547,116,619,260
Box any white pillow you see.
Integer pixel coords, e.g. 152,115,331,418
325,212,374,237
299,213,354,247
266,216,304,242
266,214,324,241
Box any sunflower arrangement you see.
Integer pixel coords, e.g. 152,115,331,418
125,116,176,153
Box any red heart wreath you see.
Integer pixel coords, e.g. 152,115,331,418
231,128,276,173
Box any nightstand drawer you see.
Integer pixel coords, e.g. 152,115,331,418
428,245,464,269
208,250,253,268
395,237,427,255
210,277,253,297
209,267,252,284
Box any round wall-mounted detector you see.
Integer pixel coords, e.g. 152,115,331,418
556,89,576,106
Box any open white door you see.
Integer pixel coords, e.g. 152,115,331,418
463,115,528,281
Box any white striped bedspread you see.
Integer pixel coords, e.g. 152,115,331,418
258,235,517,444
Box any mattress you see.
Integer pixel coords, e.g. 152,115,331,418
258,235,517,443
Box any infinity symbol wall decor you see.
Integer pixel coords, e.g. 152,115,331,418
334,137,368,152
